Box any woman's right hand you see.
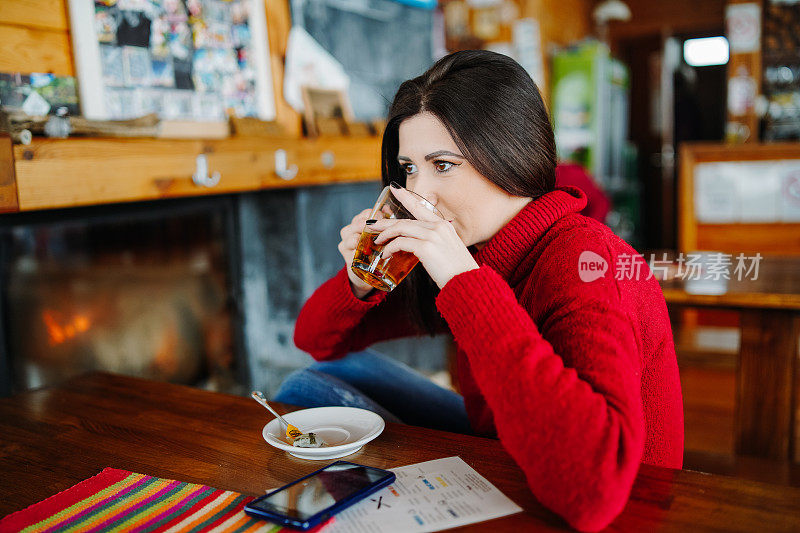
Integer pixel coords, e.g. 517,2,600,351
338,208,375,299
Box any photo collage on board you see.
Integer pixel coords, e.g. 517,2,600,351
94,0,258,121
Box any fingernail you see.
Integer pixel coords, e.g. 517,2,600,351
390,181,401,189
365,219,376,225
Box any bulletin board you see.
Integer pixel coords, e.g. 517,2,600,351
67,0,276,122
679,142,800,256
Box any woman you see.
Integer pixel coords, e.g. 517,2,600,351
278,50,683,531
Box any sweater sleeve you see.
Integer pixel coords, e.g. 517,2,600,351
294,267,422,360
435,256,645,531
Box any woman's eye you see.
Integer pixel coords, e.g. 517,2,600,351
401,163,417,175
434,161,454,172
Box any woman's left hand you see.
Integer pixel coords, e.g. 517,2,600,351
372,187,479,289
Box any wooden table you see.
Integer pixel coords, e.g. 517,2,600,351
2,373,800,531
659,256,800,462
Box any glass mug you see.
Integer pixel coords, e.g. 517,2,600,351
351,185,442,291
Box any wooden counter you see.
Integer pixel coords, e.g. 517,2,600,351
2,373,800,531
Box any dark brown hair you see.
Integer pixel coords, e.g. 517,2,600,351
381,50,557,334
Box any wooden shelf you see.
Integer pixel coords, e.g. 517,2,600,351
2,135,382,212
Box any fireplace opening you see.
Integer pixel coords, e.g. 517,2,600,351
0,197,243,396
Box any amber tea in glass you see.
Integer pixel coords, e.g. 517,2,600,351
351,186,441,291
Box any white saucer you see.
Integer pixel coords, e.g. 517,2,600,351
262,406,385,460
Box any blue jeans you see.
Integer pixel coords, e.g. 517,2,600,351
274,350,472,434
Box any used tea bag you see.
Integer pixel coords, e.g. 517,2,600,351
292,432,327,448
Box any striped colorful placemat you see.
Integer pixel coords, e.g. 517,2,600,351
0,468,285,532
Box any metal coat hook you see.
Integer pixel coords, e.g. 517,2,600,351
321,151,335,169
275,149,298,180
192,154,221,188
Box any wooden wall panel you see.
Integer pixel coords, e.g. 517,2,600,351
0,24,73,76
0,0,69,31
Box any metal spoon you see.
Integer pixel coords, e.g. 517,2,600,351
250,391,303,438
250,391,326,448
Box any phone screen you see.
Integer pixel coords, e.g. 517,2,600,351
249,463,393,521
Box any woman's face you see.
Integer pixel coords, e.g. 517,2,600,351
397,112,531,248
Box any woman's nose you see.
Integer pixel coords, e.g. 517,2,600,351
407,177,438,208
409,186,438,210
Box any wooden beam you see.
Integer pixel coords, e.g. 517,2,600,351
0,134,20,213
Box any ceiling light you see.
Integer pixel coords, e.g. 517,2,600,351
684,37,730,67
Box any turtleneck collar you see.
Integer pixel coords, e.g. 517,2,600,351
474,186,588,285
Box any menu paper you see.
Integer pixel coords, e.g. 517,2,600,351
325,456,522,533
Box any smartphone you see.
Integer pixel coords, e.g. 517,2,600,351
244,461,396,530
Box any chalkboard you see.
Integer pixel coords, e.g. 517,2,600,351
291,0,434,120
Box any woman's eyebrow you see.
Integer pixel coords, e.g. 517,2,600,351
424,150,464,161
397,150,464,162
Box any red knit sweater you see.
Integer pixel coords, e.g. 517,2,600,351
294,186,684,531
